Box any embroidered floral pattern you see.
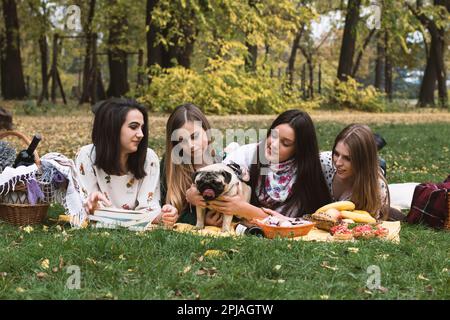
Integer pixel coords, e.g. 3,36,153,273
126,178,135,188
79,163,85,175
105,175,111,184
256,158,297,207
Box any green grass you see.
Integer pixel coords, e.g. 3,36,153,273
1,120,449,300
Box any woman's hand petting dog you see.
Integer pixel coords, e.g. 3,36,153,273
159,204,179,228
186,184,207,208
208,182,246,216
84,191,112,214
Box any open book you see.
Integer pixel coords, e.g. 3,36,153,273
90,207,154,229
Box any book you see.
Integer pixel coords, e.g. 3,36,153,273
93,207,149,220
91,207,154,229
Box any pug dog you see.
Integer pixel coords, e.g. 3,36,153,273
192,163,251,232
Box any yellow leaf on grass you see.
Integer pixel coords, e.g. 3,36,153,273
204,250,225,258
347,247,359,253
23,226,34,233
418,274,429,281
274,265,282,271
321,261,338,271
16,287,26,293
320,295,329,300
183,266,192,274
41,259,50,270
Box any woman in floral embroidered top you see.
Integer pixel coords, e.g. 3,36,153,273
75,98,178,227
210,109,332,220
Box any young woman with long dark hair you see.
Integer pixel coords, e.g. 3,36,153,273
75,98,178,227
208,109,332,220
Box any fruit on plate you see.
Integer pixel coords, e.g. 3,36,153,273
340,210,376,224
315,201,355,214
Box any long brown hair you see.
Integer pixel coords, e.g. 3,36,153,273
332,124,390,219
249,110,332,217
164,103,213,213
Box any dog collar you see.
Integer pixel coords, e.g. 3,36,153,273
226,161,244,181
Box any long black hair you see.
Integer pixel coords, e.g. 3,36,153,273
91,98,149,179
249,109,331,216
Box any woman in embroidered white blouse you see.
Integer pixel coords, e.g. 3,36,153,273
75,98,178,227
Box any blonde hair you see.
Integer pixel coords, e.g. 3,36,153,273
333,124,390,219
164,103,213,213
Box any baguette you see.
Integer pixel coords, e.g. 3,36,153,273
315,201,355,213
340,210,376,224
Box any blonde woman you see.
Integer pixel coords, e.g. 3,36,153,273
160,103,222,226
320,124,390,220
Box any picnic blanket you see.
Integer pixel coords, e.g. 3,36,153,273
388,182,419,210
171,221,401,243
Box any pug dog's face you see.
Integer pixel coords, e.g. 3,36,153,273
193,170,232,201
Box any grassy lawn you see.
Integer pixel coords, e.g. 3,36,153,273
0,110,449,300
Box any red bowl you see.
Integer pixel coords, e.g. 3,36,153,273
254,220,316,239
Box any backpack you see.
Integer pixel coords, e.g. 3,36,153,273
406,175,450,230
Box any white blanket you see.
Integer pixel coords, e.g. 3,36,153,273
388,183,419,210
41,153,86,228
0,164,38,195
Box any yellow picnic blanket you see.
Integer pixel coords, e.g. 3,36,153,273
171,221,401,243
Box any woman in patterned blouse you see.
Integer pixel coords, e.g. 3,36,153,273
320,124,390,220
75,98,178,227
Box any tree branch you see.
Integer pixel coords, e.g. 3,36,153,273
351,27,377,77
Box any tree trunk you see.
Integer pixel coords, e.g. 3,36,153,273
146,0,162,84
1,0,26,99
415,0,449,107
418,53,437,107
301,64,306,99
374,31,384,90
384,32,393,101
96,67,106,101
308,59,314,99
137,49,144,87
434,27,447,108
79,0,96,104
39,35,49,100
245,41,257,72
0,33,5,97
287,28,304,87
106,9,129,98
318,63,322,94
337,0,361,81
176,11,196,69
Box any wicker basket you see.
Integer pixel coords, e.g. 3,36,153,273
0,131,49,225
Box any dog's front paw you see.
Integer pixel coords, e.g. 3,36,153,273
221,225,232,233
194,223,205,230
